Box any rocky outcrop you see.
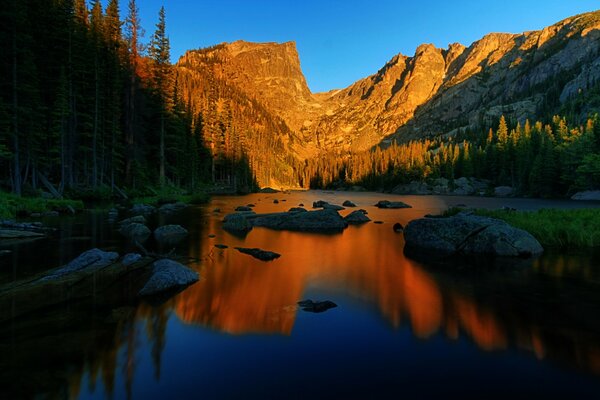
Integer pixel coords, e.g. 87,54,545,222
234,247,281,261
175,11,600,188
139,259,199,296
404,213,543,257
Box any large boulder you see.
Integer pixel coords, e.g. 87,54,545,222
138,259,199,296
154,225,188,247
404,213,543,257
252,209,347,233
375,200,412,209
571,191,600,201
344,210,371,225
119,222,151,243
222,213,253,234
41,248,119,281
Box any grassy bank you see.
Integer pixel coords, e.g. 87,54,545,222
446,208,600,249
0,191,84,219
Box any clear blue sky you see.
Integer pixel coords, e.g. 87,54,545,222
122,0,599,93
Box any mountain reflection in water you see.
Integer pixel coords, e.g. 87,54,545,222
1,192,600,399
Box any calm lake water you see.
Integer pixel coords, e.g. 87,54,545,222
2,191,600,399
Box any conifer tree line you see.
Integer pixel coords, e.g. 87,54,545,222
300,114,600,197
0,0,214,198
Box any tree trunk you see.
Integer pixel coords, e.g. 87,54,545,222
159,111,165,186
12,10,21,196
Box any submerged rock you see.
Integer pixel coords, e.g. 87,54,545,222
298,299,338,313
375,200,412,209
404,213,543,258
42,248,119,281
235,247,281,261
344,210,371,224
154,225,188,247
273,199,279,204
139,259,199,296
119,222,151,243
214,244,228,249
393,223,404,232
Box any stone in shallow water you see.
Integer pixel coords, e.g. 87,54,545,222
119,223,151,243
139,259,199,296
342,200,356,207
374,200,412,209
222,213,253,235
154,225,188,247
42,248,119,281
344,210,371,225
297,299,338,313
251,209,347,233
235,247,280,261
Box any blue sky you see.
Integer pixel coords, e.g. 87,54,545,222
123,0,600,93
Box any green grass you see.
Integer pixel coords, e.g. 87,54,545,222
0,191,84,219
450,208,600,249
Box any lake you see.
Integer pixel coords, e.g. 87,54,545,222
2,191,600,399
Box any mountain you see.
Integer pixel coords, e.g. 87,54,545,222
175,11,600,187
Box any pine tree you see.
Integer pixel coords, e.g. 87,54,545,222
149,6,171,186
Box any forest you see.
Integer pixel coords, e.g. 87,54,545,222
300,114,600,197
0,0,259,202
2,1,599,201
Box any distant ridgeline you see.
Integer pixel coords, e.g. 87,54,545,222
2,3,600,196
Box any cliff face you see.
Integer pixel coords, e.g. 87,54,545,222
175,11,600,186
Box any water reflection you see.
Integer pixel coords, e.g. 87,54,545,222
2,192,600,399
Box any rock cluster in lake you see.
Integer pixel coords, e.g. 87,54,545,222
0,248,199,322
223,208,350,234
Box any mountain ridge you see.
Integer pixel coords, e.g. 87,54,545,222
175,10,600,187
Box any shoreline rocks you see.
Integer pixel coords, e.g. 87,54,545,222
154,225,188,247
404,213,543,258
571,191,600,201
